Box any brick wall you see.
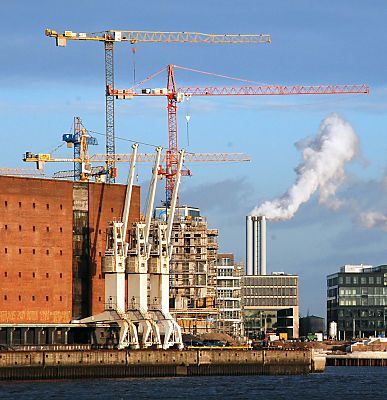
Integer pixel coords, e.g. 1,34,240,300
0,176,141,324
0,177,73,323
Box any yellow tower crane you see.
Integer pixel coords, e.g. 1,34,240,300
45,28,270,183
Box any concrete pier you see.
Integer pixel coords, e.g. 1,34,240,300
0,349,324,380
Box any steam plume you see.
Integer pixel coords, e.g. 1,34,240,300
250,113,358,220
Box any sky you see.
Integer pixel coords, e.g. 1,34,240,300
1,0,387,318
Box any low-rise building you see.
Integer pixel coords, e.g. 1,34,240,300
242,273,299,339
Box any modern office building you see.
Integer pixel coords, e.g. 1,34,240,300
242,273,299,339
327,264,387,340
216,253,243,339
246,215,266,275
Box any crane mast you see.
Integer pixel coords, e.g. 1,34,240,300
45,28,269,183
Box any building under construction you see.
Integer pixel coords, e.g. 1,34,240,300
154,206,219,335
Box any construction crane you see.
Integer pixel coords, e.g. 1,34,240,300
0,168,45,177
45,28,271,183
23,140,250,182
62,117,98,180
109,64,369,206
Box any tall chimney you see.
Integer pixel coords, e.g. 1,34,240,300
246,215,267,275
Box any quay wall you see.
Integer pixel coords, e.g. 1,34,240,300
327,352,387,367
0,349,322,380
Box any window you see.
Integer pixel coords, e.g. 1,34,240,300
46,250,49,255
19,225,22,231
33,203,36,208
46,227,49,232
4,224,7,230
59,296,62,301
32,272,35,278
18,272,21,277
32,296,35,301
60,204,63,210
46,204,49,210
111,208,114,213
98,297,102,302
19,296,21,301
46,296,49,301
60,250,63,256
4,248,7,254
46,273,49,278
33,226,36,232
59,273,63,278
4,201,7,207
4,295,7,301
60,227,63,233
4,272,7,277
19,248,22,254
32,249,35,255
19,202,22,208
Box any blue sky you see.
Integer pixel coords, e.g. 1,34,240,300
1,1,387,318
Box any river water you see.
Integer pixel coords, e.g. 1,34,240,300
0,367,385,399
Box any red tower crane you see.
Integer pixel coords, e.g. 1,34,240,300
45,29,270,183
109,64,369,206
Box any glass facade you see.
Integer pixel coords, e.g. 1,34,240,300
242,274,299,339
327,265,387,340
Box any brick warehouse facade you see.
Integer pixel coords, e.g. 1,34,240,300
0,176,140,324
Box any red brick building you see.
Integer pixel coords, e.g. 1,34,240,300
0,176,140,324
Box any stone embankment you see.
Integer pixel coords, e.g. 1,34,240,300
0,348,325,380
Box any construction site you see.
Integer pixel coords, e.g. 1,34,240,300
0,27,369,351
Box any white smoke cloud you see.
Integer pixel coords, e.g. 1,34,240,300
358,211,387,230
250,113,359,220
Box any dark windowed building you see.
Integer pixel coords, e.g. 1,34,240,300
327,264,387,340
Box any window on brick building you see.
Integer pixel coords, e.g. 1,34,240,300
60,227,63,233
5,248,7,254
4,224,7,230
33,203,36,208
32,272,35,278
32,296,35,301
98,297,102,302
46,226,49,232
46,273,49,278
46,296,49,301
60,204,63,210
4,201,7,207
60,273,63,278
19,296,21,301
19,225,22,231
4,272,7,277
46,204,49,210
60,250,63,256
33,226,36,232
19,202,22,208
19,249,22,254
18,272,21,277
46,249,49,255
111,208,114,213
32,249,35,255
4,295,7,301
60,296,62,301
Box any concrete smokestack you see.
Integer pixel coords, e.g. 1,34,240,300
246,215,267,275
246,216,253,275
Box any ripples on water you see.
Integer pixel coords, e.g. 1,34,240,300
0,367,385,400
